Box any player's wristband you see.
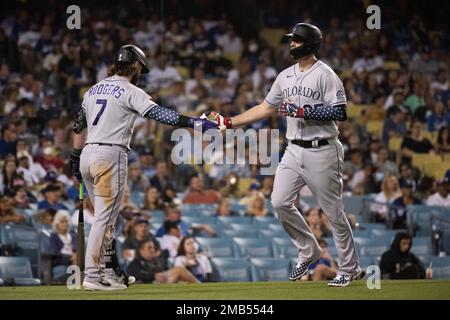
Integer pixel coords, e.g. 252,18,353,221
223,117,233,129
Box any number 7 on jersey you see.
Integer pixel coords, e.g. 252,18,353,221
93,99,107,125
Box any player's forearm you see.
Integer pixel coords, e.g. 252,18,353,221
72,130,87,150
144,105,194,128
303,104,347,121
230,102,277,127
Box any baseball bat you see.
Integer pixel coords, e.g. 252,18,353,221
77,182,85,272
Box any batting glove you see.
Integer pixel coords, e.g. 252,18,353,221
191,116,219,132
70,149,83,182
279,98,304,118
201,111,233,131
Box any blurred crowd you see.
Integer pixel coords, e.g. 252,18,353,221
0,0,449,283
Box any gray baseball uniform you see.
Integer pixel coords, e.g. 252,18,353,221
266,60,359,276
80,75,157,282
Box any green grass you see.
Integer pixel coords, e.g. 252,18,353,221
0,280,449,300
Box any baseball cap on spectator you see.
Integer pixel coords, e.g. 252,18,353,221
45,170,58,182
133,216,149,226
42,183,60,194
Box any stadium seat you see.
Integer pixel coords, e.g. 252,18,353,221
366,120,383,139
253,216,278,227
354,237,390,256
358,223,386,230
259,28,286,49
233,237,274,258
229,223,262,232
417,255,433,268
182,216,217,226
211,258,252,282
370,229,406,240
358,256,375,270
0,257,41,286
220,229,260,238
259,229,289,239
430,256,450,279
250,258,290,281
267,224,284,232
388,137,403,152
410,237,432,256
299,195,318,208
130,192,144,208
353,229,371,238
343,196,365,215
0,224,41,278
217,216,253,226
195,237,236,258
272,237,298,259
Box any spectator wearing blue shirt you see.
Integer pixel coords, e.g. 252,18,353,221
38,184,68,211
390,179,422,229
427,101,450,132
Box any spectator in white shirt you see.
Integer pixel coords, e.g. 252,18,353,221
146,54,181,92
427,180,450,206
133,19,160,51
159,220,182,259
252,60,277,96
216,25,243,55
174,236,212,282
352,46,384,74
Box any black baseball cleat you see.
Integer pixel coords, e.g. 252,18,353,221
289,259,316,281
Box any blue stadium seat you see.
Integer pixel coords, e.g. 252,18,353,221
370,229,406,240
358,223,386,230
180,208,202,217
250,258,290,281
411,237,432,256
194,237,236,258
211,258,251,282
0,224,41,278
182,216,217,226
220,229,260,238
233,237,274,258
130,192,144,208
229,223,262,232
324,238,338,257
272,237,298,259
343,195,365,215
352,229,371,238
431,256,450,279
416,255,433,268
300,196,318,208
229,203,248,216
267,224,284,232
358,256,375,270
253,216,278,227
147,210,165,220
217,216,253,226
259,229,289,239
0,257,41,286
354,237,390,256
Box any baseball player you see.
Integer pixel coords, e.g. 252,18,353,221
204,23,360,286
70,45,217,290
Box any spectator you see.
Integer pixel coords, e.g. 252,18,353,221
427,179,450,206
398,163,418,191
162,80,192,114
370,175,401,223
302,239,338,281
220,172,245,199
216,25,242,55
174,236,213,282
400,121,434,165
260,176,274,199
435,127,450,154
427,101,450,132
38,184,68,211
431,69,448,96
382,106,408,145
156,204,190,237
150,161,174,194
139,149,156,180
405,82,427,114
159,220,182,259
123,217,160,263
379,232,431,279
49,210,77,268
0,196,26,224
304,208,331,239
143,187,165,211
16,152,44,186
374,147,399,179
34,138,64,171
0,157,25,195
0,122,17,158
390,179,422,229
245,192,268,217
127,161,150,194
184,175,220,205
216,198,239,217
126,239,199,284
350,161,378,195
146,54,181,92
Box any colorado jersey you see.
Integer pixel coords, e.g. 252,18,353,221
82,75,156,149
265,60,346,140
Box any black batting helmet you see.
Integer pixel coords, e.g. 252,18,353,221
285,23,322,59
116,45,150,74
